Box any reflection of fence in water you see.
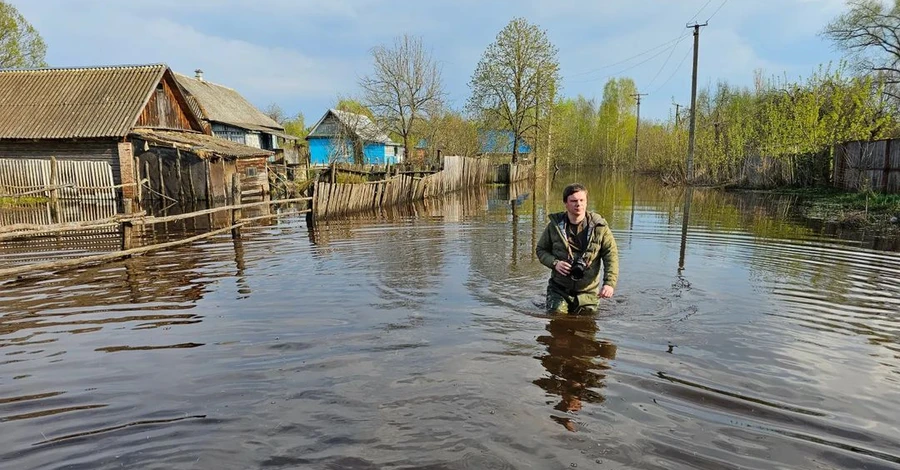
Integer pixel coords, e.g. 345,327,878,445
307,187,493,247
0,200,121,266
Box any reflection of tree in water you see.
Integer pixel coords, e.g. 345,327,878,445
533,315,617,432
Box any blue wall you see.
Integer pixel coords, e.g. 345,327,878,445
308,137,398,165
478,130,531,155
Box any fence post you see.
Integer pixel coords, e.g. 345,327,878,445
49,156,60,223
121,221,134,250
49,156,59,204
231,173,242,239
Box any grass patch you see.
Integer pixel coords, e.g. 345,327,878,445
0,196,48,207
335,173,369,184
772,187,900,228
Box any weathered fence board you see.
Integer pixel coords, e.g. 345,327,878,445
0,158,116,199
313,155,534,218
834,139,900,193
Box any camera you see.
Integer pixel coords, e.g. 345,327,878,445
569,257,588,280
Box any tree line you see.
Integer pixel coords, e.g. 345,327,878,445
6,0,900,186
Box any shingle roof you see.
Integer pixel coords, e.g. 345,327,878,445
173,73,283,132
0,64,168,139
131,128,273,159
307,109,391,144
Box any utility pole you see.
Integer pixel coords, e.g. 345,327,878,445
631,92,647,171
673,102,684,130
685,22,707,184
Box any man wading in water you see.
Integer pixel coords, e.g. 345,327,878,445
536,183,619,314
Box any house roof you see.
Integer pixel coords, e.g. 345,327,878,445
306,109,391,144
173,72,283,133
0,64,170,139
131,128,273,159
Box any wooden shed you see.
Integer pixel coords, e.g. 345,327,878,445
0,64,271,203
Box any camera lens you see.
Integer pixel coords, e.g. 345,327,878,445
570,260,586,280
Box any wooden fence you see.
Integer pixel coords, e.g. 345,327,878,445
834,139,900,193
313,155,533,218
0,175,311,280
0,158,116,199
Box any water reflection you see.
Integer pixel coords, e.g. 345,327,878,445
533,315,617,432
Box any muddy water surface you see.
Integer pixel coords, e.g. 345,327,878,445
1,173,899,469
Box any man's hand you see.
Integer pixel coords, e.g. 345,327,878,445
554,260,571,276
600,285,614,298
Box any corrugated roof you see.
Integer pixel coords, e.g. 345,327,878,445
0,64,167,139
173,72,283,132
307,109,391,144
131,128,273,159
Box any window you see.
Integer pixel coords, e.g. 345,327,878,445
246,167,257,177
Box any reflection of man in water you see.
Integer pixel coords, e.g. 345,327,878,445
533,316,617,432
536,183,619,315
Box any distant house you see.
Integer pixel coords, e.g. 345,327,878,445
0,64,272,203
478,130,532,158
174,70,297,153
414,138,429,161
306,109,403,166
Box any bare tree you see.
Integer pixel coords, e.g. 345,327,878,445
263,102,286,124
360,34,444,163
824,0,900,101
468,18,559,164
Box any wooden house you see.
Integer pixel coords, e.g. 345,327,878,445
0,64,272,204
174,70,297,153
306,109,403,166
478,130,532,160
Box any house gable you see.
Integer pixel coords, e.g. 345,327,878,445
135,70,205,132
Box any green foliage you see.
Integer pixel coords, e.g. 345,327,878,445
335,172,368,184
468,17,560,163
336,99,375,120
0,1,47,68
548,65,897,186
282,112,307,140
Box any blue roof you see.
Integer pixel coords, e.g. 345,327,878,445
479,130,531,155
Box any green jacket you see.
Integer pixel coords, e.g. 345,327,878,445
536,211,619,293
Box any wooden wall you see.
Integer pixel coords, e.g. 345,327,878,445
236,157,270,198
834,139,900,193
134,144,211,202
0,139,121,185
136,74,200,131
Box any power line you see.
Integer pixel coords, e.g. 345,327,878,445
646,35,690,89
649,44,693,95
686,0,714,24
569,33,690,77
706,0,729,22
571,42,686,84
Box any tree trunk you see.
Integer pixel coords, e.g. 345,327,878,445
512,134,519,164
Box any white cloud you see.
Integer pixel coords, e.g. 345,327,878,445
11,0,852,120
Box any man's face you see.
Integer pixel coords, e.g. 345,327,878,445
565,190,587,219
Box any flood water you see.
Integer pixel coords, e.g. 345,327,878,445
1,172,899,469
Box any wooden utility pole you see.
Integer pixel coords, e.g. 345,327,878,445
631,92,647,171
686,22,707,184
673,102,684,130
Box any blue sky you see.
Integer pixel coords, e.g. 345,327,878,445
14,0,850,123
